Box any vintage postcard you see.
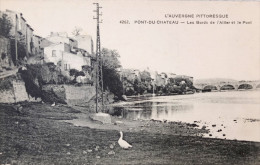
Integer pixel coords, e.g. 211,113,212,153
0,0,259,164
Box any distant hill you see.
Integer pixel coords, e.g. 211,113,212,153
194,78,238,84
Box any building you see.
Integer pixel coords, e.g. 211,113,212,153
33,35,43,56
45,32,78,48
43,43,89,71
72,35,94,55
0,36,13,70
1,10,35,55
42,32,94,81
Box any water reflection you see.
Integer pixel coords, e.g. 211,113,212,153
110,90,260,142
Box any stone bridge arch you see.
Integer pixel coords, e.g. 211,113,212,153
238,84,253,90
220,84,236,90
203,85,220,91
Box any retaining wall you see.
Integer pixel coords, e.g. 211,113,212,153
42,84,95,105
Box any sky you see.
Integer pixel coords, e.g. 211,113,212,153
0,0,259,80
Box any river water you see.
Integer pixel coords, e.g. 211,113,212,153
111,90,260,142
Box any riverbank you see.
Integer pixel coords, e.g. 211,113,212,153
0,102,259,164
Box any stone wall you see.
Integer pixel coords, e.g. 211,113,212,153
42,84,95,105
0,80,40,103
0,36,13,71
64,85,95,105
12,80,29,102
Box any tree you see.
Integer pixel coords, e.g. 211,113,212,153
0,14,12,38
70,69,85,82
101,48,123,98
72,26,83,36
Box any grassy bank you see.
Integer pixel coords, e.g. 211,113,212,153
0,102,259,165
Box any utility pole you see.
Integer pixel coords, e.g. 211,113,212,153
93,3,104,113
15,15,18,66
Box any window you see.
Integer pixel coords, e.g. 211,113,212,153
64,64,68,70
52,50,56,57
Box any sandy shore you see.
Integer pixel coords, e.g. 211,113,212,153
0,102,259,165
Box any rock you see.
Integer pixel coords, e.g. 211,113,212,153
96,156,100,159
18,106,23,113
87,149,92,153
15,121,19,125
217,129,222,132
187,123,199,127
108,151,115,155
209,134,212,136
122,95,127,101
67,152,71,155
212,124,216,127
202,125,207,130
11,160,18,165
233,120,237,122
90,113,112,124
115,121,123,124
223,134,226,136
65,144,70,147
83,150,87,154
109,144,114,149
95,146,99,151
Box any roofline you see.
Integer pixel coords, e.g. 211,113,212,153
33,35,42,38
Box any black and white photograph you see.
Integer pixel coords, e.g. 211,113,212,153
0,0,259,164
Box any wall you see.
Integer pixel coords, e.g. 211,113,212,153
46,36,71,45
0,80,40,103
33,35,43,56
73,35,93,54
4,10,17,36
0,36,13,70
26,25,34,54
43,43,65,65
64,85,95,105
44,43,90,71
63,52,89,71
42,84,95,106
12,80,29,102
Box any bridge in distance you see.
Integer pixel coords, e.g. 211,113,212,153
194,80,260,91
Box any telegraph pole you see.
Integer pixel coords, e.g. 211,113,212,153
93,3,104,113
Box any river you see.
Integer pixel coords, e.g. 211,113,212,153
110,90,260,142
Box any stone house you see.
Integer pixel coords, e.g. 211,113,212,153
43,42,91,75
72,35,94,55
42,32,94,81
1,10,35,55
33,35,43,56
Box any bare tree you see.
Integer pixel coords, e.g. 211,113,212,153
72,27,83,36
